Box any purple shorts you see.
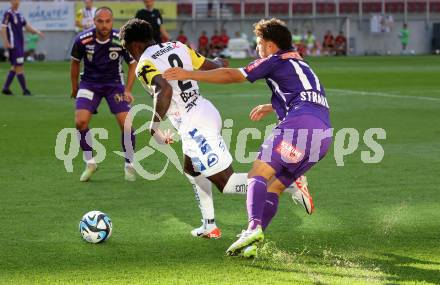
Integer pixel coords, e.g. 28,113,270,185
76,82,131,114
258,114,332,187
8,48,24,66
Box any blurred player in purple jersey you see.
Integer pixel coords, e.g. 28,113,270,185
70,7,137,182
1,0,44,96
164,18,333,257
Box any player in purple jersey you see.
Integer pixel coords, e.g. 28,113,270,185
70,7,137,182
1,0,44,96
164,18,333,257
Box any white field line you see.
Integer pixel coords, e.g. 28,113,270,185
327,88,440,102
14,88,440,103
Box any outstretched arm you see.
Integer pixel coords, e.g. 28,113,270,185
163,67,246,84
25,23,44,38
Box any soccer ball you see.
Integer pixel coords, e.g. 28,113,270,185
79,211,113,243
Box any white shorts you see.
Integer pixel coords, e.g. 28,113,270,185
180,99,233,177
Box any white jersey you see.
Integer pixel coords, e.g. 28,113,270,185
136,41,233,177
136,41,207,132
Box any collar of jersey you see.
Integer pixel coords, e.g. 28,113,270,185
96,38,111,44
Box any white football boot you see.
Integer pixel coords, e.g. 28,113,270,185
290,175,314,215
80,163,97,182
124,163,136,182
191,220,222,239
226,225,264,256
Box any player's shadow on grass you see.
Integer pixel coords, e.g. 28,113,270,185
361,253,440,284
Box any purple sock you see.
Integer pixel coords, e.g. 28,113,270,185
16,74,27,91
262,192,279,231
78,128,93,161
122,129,136,163
247,176,267,230
3,71,15,90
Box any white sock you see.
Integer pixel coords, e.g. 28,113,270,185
222,173,248,194
185,173,215,222
86,158,96,165
284,184,294,194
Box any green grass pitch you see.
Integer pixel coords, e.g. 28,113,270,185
0,56,439,284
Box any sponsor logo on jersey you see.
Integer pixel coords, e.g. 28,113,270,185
81,37,93,45
275,140,304,163
86,50,93,62
114,93,125,103
151,44,174,59
109,51,119,60
109,47,122,51
188,128,219,169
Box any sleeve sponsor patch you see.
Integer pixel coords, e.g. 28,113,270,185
244,57,269,73
136,59,161,87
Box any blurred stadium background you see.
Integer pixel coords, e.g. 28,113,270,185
1,0,440,60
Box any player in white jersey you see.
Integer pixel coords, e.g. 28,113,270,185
119,19,314,239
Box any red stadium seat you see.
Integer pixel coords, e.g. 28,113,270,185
317,2,336,13
245,3,265,15
270,3,289,14
430,1,440,12
363,2,382,13
339,2,359,14
229,3,241,15
407,2,426,13
386,2,404,13
177,3,192,16
292,3,313,14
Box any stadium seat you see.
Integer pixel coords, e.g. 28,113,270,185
386,2,404,13
292,3,313,14
339,2,359,14
228,3,241,15
430,1,440,12
269,3,289,14
317,2,336,14
177,3,192,16
363,2,382,13
407,2,426,13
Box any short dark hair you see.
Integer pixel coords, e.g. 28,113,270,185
119,18,154,47
254,18,292,50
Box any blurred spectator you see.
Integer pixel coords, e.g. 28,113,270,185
176,30,188,45
322,30,334,56
399,23,410,54
305,30,319,56
25,33,39,62
220,29,229,49
210,30,222,57
75,0,96,32
292,29,302,46
292,29,306,57
135,0,169,43
334,31,347,56
227,31,250,58
198,31,209,56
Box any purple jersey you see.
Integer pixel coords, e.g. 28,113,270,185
1,9,26,50
239,50,330,125
71,28,135,85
